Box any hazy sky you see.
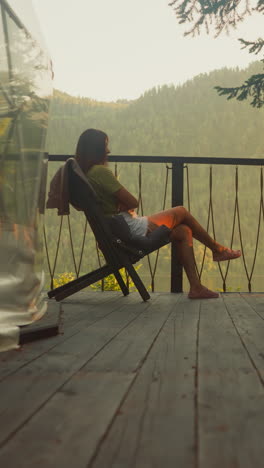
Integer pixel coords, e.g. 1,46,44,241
31,0,263,102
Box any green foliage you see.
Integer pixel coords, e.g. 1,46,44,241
169,0,264,107
46,63,264,158
169,0,261,36
215,73,264,108
53,272,76,288
90,265,143,291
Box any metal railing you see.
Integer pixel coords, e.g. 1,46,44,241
45,155,264,293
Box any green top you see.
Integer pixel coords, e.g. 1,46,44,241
86,165,123,216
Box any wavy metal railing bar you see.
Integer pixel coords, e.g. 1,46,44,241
150,164,170,290
234,167,251,291
95,239,105,291
138,163,143,216
184,164,201,281
43,214,63,289
76,219,88,278
219,167,241,292
146,164,170,292
196,166,213,283
207,167,230,290
206,167,229,291
67,215,78,277
136,163,144,289
116,163,130,290
235,167,264,293
43,219,52,287
47,155,264,293
184,165,191,212
67,214,92,280
67,214,93,280
137,163,156,289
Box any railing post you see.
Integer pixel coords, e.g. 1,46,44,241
171,161,184,293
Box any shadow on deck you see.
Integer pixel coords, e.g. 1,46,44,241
0,291,264,467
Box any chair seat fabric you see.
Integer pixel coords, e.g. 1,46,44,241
107,214,171,253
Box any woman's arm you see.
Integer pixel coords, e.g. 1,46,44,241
114,187,139,211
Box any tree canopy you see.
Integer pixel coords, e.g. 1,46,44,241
169,0,264,107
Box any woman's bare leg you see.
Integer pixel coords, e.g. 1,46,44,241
172,225,200,289
172,224,218,298
148,206,219,251
148,206,240,256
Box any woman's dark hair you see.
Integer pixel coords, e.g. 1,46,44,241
75,128,108,169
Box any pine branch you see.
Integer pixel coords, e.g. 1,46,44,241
215,74,264,107
256,0,264,12
169,0,256,35
238,37,264,54
169,0,264,106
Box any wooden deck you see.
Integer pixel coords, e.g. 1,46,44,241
0,291,264,468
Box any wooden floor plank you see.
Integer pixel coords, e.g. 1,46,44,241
0,371,134,468
1,292,264,468
0,293,184,468
241,293,264,319
0,294,152,447
91,294,199,468
0,292,121,381
223,293,264,382
198,295,264,468
85,292,182,373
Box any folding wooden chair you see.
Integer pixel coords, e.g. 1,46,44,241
47,159,171,302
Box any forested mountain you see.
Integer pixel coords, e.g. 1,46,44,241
44,62,264,293
46,61,264,157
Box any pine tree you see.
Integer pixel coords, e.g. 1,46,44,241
169,0,264,107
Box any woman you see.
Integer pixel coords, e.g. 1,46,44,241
75,128,241,299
